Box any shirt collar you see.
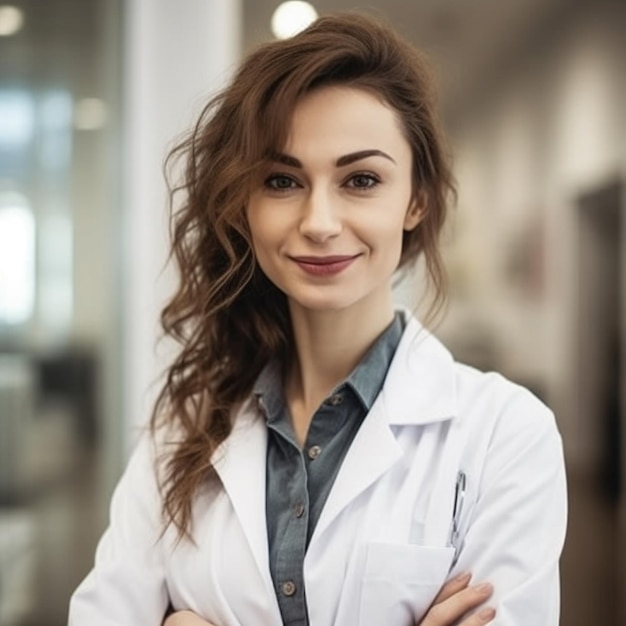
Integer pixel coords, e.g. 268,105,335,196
253,312,404,418
344,312,404,411
251,309,458,427
252,358,284,423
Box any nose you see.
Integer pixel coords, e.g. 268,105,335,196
299,188,342,243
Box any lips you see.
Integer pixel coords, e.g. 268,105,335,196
291,255,359,265
290,254,360,276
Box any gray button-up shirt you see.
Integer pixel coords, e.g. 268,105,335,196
253,313,404,626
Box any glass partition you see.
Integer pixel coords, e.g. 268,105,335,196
0,1,122,623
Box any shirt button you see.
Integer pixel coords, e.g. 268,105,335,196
281,580,296,596
328,394,343,406
308,445,322,460
294,503,305,518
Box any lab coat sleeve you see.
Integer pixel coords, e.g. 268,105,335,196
452,386,567,625
68,433,170,626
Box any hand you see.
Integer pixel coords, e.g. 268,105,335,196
419,572,496,625
163,611,218,626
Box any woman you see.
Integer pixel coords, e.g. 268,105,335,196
69,12,567,626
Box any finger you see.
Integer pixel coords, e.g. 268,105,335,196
421,582,493,626
459,606,497,625
431,572,472,604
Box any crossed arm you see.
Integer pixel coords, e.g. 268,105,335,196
163,573,496,626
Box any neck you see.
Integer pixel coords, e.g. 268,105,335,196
285,291,395,422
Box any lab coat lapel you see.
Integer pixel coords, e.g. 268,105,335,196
311,393,402,543
211,402,276,602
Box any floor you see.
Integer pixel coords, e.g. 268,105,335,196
560,471,622,626
0,442,102,626
0,450,623,625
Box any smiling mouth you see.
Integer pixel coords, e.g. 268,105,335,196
290,254,361,276
291,255,360,265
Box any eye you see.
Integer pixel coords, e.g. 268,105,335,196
345,172,380,190
264,173,300,192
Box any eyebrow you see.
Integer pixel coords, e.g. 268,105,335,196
271,149,396,168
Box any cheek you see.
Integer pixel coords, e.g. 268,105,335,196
364,215,409,272
246,213,281,279
246,204,270,250
248,229,271,271
251,223,279,254
367,212,410,247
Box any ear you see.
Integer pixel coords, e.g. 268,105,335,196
403,190,427,231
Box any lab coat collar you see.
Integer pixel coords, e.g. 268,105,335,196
381,310,458,425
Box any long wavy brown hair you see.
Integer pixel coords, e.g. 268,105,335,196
152,12,456,538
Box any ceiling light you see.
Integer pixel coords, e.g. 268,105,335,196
271,1,318,40
0,5,24,36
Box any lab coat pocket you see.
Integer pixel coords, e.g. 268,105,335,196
358,542,455,625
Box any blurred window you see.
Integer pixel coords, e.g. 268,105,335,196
0,195,35,325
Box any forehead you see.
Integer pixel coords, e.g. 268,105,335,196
282,85,410,160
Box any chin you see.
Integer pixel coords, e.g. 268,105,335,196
290,298,355,313
286,288,360,313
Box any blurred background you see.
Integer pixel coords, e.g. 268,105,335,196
0,0,623,624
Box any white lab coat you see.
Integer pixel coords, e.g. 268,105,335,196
69,314,567,625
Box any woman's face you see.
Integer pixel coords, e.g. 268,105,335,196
246,85,421,315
